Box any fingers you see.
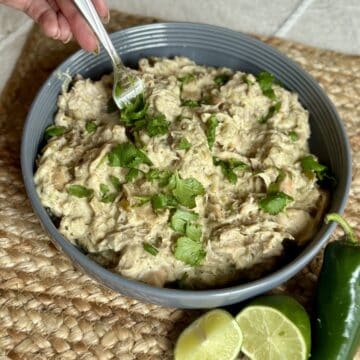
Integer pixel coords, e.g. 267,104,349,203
18,0,59,38
57,12,72,43
56,0,98,52
92,0,109,23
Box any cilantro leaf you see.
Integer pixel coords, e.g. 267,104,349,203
171,174,205,208
301,156,327,175
120,94,148,125
179,73,196,85
177,137,191,151
99,183,117,203
213,157,249,184
289,131,298,141
109,175,121,192
206,114,218,149
174,236,206,266
259,191,293,215
256,71,278,100
144,113,169,137
170,209,199,233
67,185,93,198
143,242,159,256
267,170,286,194
145,169,173,187
44,125,66,139
85,121,97,134
100,183,109,196
108,142,152,168
300,155,336,187
133,195,151,206
185,223,202,242
259,101,281,124
151,193,177,211
214,74,231,86
125,168,140,183
182,99,200,108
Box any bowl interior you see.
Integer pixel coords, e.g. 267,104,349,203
21,23,351,308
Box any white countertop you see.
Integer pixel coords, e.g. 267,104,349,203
0,0,359,94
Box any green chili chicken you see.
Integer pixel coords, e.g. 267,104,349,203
35,57,329,288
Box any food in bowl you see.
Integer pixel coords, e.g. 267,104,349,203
34,56,330,289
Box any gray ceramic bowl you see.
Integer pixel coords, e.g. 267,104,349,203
21,23,351,309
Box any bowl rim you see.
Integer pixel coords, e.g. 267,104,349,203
21,21,352,306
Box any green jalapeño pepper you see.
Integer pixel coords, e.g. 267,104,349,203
311,213,360,360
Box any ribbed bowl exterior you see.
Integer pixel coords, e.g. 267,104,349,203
21,23,351,308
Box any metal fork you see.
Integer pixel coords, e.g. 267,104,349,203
73,0,144,109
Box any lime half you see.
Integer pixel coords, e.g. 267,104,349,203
236,295,311,360
174,309,243,360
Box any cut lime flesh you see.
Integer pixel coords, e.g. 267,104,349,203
236,295,311,360
174,309,243,360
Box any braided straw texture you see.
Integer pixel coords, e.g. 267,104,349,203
0,10,359,360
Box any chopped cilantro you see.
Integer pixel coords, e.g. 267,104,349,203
109,175,121,192
174,236,206,266
85,121,97,134
185,223,202,242
259,191,293,215
170,209,199,233
133,195,151,206
300,155,336,187
182,99,200,108
169,173,205,208
213,157,249,184
143,113,169,137
151,193,177,211
289,131,298,141
99,183,117,203
267,170,286,194
256,71,278,100
179,73,196,85
206,114,218,149
67,185,93,198
125,168,140,183
145,169,173,187
259,101,281,124
108,142,151,168
177,137,191,151
214,74,231,86
100,183,109,195
301,156,327,176
44,125,66,139
120,94,148,125
143,242,159,256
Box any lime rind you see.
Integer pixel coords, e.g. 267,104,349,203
237,306,307,360
174,309,242,360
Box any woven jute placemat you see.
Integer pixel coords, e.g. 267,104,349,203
0,10,359,359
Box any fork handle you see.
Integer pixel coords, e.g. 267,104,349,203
73,0,122,68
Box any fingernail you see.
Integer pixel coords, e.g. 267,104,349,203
62,33,73,44
102,11,110,24
92,43,100,55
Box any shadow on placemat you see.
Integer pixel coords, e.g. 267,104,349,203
0,9,359,360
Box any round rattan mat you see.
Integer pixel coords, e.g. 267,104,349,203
0,10,359,360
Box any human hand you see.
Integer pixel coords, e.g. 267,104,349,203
0,0,109,52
